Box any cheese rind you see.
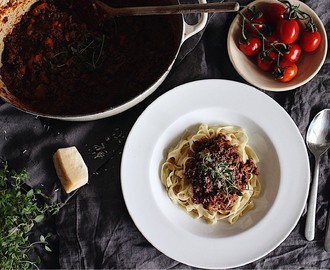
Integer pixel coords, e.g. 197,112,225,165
53,146,88,193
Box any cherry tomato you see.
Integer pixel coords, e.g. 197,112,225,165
274,59,298,82
257,50,277,71
277,19,300,44
299,30,321,52
283,43,301,62
244,6,266,34
264,3,286,27
239,37,261,56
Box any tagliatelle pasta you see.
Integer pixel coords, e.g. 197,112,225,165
161,124,260,224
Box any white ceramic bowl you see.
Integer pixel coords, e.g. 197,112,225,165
227,0,328,91
121,79,310,268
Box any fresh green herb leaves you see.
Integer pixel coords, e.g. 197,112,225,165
198,151,212,171
0,161,60,270
44,33,106,72
198,151,242,196
70,33,106,72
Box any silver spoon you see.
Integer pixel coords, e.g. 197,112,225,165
305,108,330,242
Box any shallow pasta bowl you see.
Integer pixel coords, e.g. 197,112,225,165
121,79,310,268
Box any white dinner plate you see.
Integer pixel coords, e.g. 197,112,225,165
121,79,310,269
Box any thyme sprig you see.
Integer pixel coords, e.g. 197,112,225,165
198,151,242,196
70,33,106,72
0,161,61,270
43,33,106,72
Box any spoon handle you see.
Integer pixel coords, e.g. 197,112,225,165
305,156,320,241
94,1,240,16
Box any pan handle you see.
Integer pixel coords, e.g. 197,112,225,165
182,0,208,41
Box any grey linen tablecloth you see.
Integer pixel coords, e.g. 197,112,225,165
0,0,330,268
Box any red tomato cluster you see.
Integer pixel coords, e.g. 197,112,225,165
238,1,322,83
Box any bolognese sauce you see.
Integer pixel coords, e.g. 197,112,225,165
0,0,181,115
185,133,259,212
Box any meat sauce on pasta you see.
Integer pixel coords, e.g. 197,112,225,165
185,132,258,213
161,124,260,224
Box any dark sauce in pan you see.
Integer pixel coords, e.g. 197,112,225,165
0,0,182,115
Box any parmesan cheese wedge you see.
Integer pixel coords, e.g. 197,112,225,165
53,146,88,193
